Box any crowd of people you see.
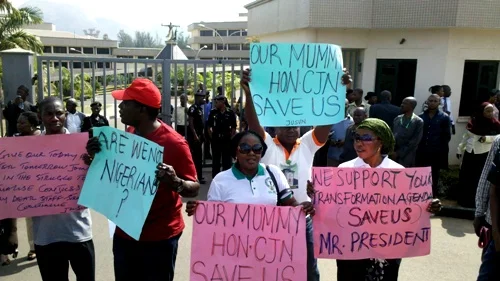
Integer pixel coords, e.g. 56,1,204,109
0,65,499,281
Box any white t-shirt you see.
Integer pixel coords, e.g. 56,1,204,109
261,129,324,203
66,112,82,133
208,163,291,205
339,156,404,169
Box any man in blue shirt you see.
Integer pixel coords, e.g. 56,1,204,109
327,99,353,167
416,94,451,197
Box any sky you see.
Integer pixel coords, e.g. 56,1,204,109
10,0,250,33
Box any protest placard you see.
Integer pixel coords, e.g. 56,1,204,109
190,201,307,281
78,126,164,240
0,133,88,219
249,43,346,127
312,167,433,260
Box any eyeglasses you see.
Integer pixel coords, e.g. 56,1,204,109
238,143,263,155
354,133,379,143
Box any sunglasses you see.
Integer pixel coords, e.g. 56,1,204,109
238,143,263,155
354,133,379,142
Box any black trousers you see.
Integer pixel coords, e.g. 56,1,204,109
204,126,212,159
35,240,95,281
188,137,204,180
211,137,232,178
416,151,442,197
113,234,181,281
337,259,401,281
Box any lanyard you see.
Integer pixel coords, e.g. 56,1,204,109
400,114,416,129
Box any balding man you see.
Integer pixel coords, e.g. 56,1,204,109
391,97,424,167
65,98,85,133
369,90,400,129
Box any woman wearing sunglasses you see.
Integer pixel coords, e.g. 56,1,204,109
185,130,314,220
333,118,442,281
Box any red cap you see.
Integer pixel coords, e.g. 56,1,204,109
111,78,161,109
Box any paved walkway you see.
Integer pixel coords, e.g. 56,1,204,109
0,171,484,281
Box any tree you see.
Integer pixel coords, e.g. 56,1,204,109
116,30,163,48
176,32,189,49
0,4,44,53
117,30,134,47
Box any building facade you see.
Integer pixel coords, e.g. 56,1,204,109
245,0,500,165
186,20,248,60
24,23,163,68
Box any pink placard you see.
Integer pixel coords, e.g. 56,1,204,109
0,133,89,219
190,201,307,281
312,167,433,260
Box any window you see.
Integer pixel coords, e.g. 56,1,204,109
117,55,133,59
459,60,499,117
96,48,110,55
216,30,227,36
200,30,213,36
83,62,91,68
241,30,248,36
72,62,82,69
216,44,225,50
83,47,94,54
227,44,240,50
375,59,417,106
138,56,154,59
204,44,214,50
228,30,240,36
97,62,111,68
53,46,67,54
43,46,52,53
242,44,250,51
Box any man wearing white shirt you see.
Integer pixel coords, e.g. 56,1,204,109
241,68,352,281
65,98,85,133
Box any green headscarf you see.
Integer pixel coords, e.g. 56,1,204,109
357,118,395,154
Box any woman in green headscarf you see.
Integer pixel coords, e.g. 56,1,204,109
331,118,441,281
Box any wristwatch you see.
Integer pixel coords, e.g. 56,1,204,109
175,179,185,193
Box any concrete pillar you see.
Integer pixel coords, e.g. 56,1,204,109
1,48,35,104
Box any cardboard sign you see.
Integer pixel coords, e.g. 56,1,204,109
78,127,164,240
312,167,433,260
190,201,307,281
0,133,88,219
249,43,346,127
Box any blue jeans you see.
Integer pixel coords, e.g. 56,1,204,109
306,216,320,281
477,240,498,281
113,234,181,281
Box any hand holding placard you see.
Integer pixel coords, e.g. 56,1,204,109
78,126,164,240
249,43,346,127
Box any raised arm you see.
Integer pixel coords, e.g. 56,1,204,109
241,69,265,139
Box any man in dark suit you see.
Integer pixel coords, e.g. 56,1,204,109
2,85,37,136
369,90,400,129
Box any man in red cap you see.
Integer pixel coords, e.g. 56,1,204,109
86,78,200,281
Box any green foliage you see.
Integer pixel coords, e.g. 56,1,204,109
34,66,96,100
0,5,44,53
156,67,241,99
117,30,163,48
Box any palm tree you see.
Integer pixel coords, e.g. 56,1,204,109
0,1,44,53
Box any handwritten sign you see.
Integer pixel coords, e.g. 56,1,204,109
312,167,433,260
0,134,88,219
78,127,164,240
190,201,307,281
249,43,346,127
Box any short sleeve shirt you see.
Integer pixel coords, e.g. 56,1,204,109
32,129,93,246
339,156,404,169
115,120,197,241
260,129,324,203
208,164,291,205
